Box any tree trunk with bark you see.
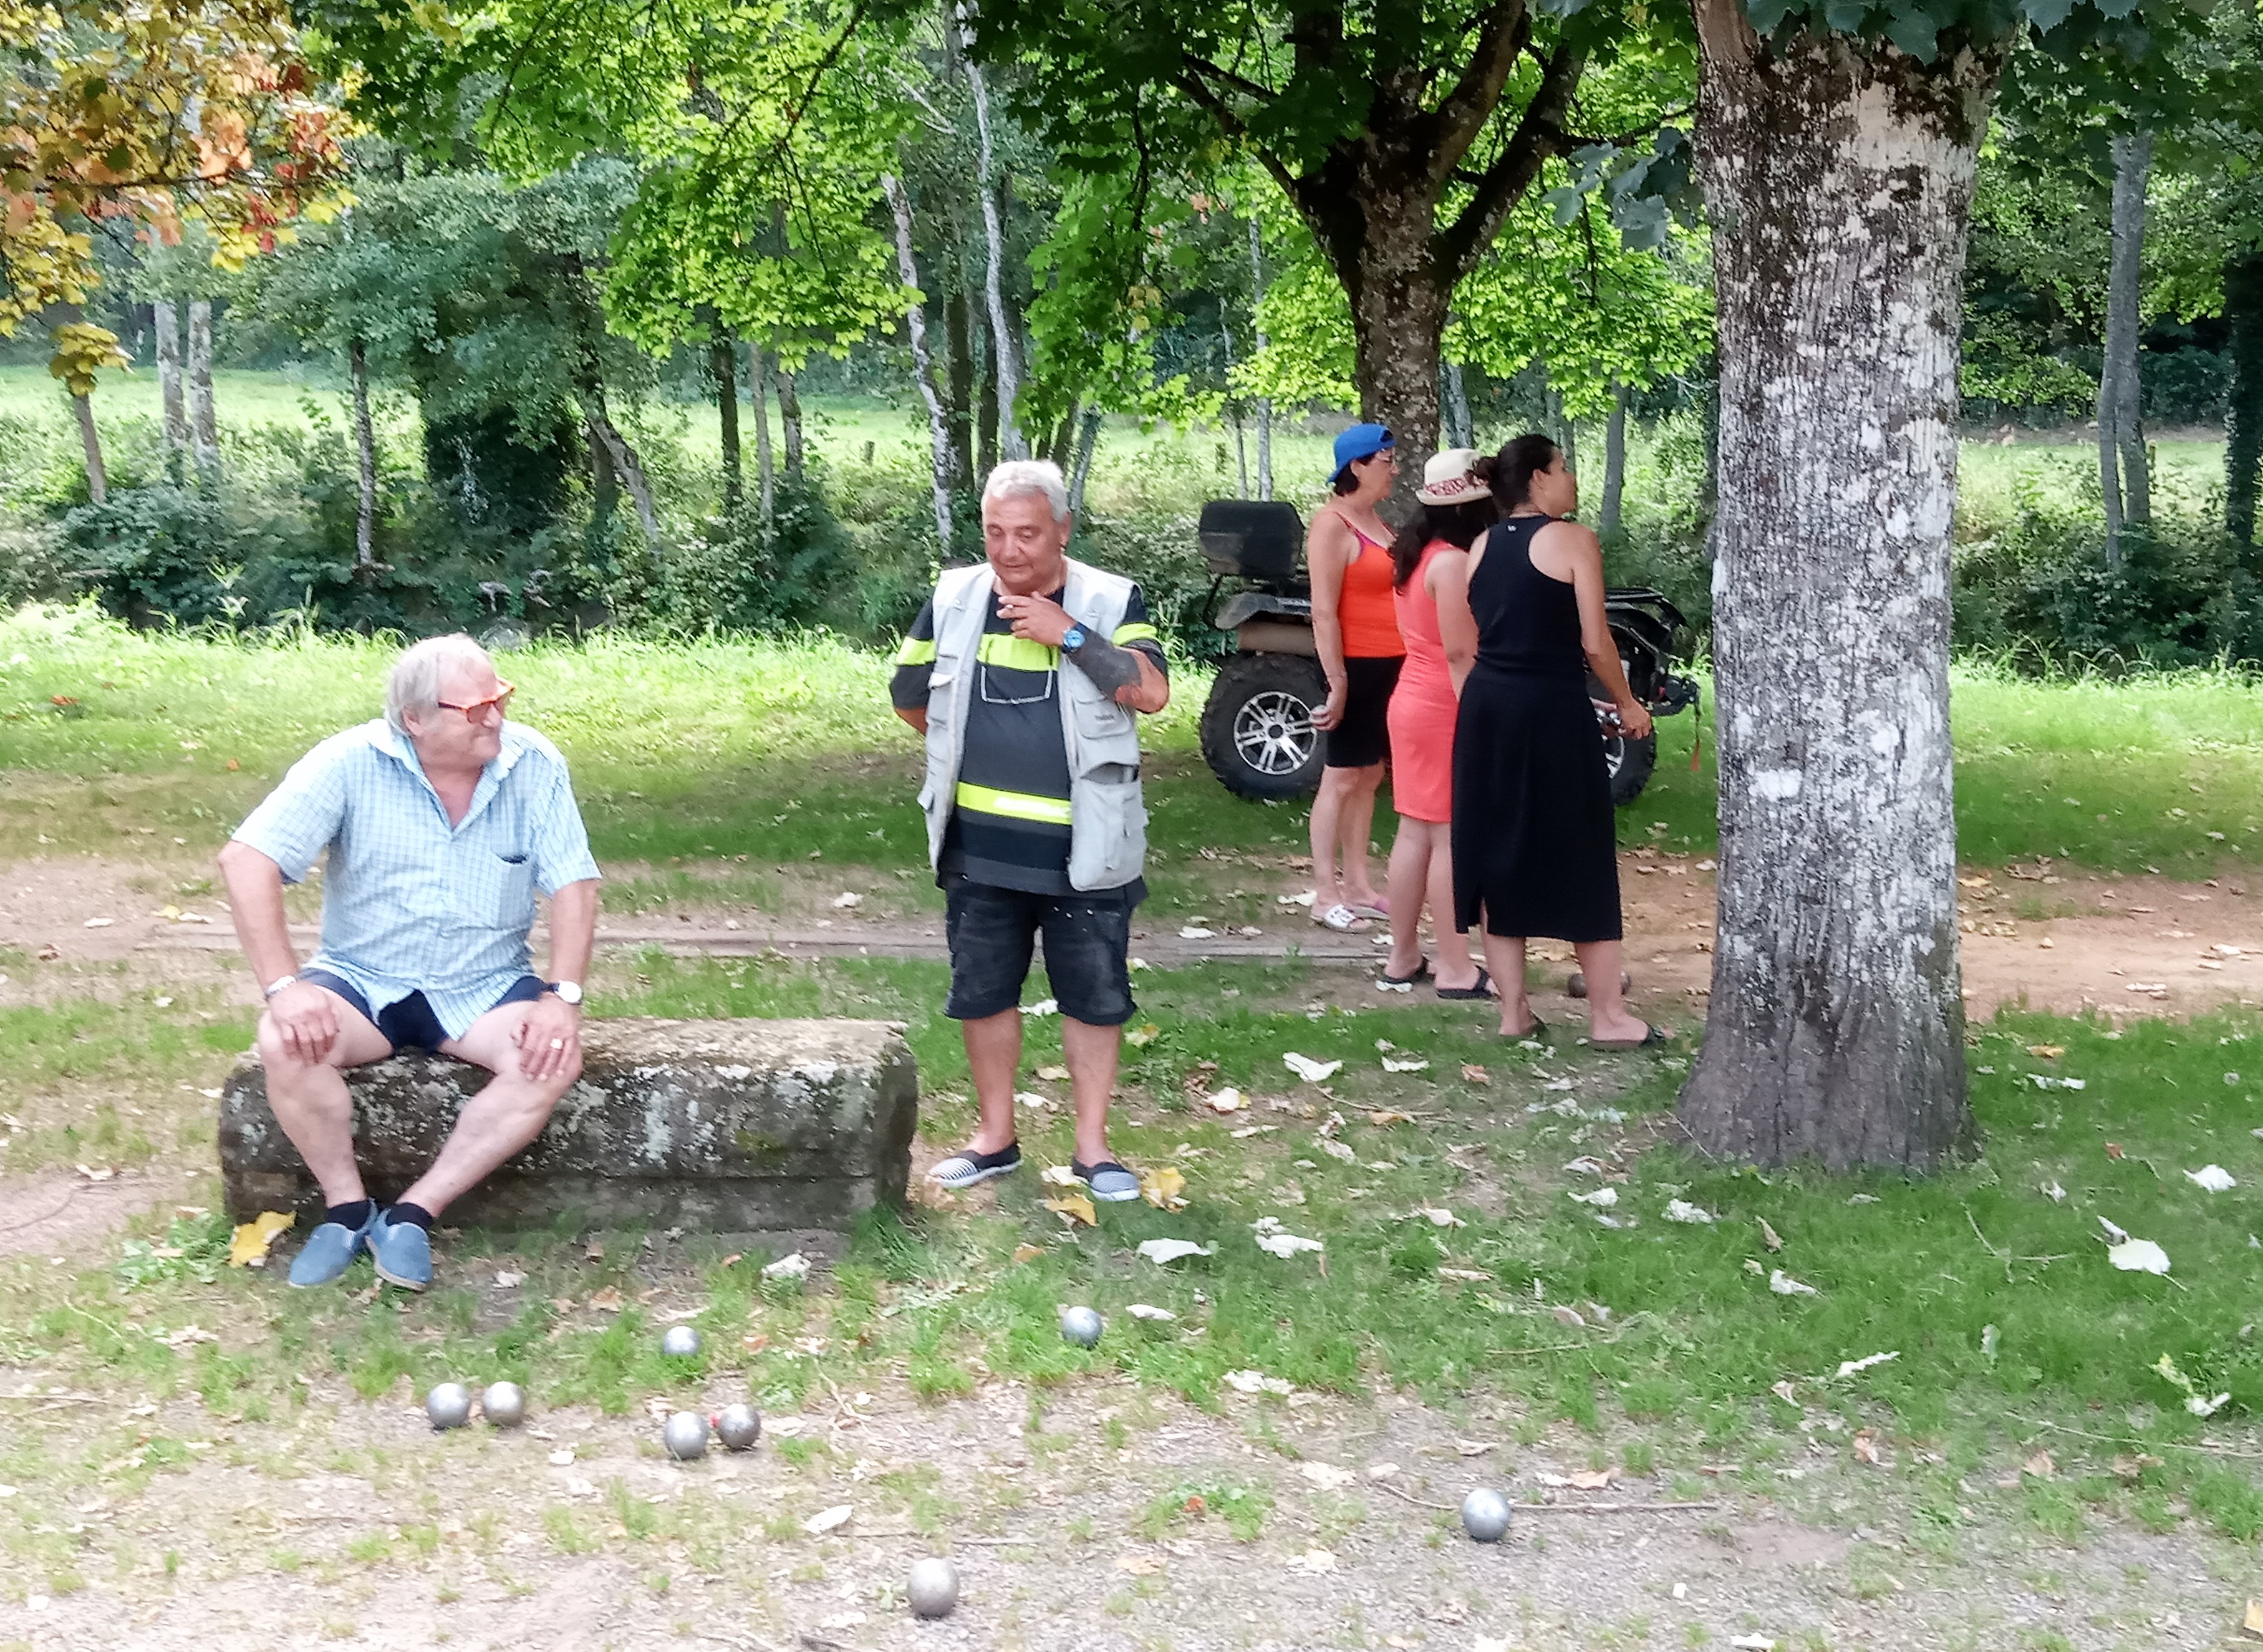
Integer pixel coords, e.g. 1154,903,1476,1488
2098,131,2152,567
1678,4,2000,1170
1444,357,1474,449
188,299,218,478
155,299,186,468
777,368,804,479
884,170,957,551
349,336,377,565
751,345,776,523
2227,245,2263,549
943,288,975,490
1250,215,1273,500
72,390,107,505
559,258,659,550
977,327,999,479
1599,382,1628,538
965,57,1028,461
712,337,743,514
1068,407,1103,516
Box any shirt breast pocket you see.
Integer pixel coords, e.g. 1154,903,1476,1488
482,849,537,926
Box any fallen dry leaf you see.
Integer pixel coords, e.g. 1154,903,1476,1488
1011,1243,1044,1265
1551,1305,1588,1329
2242,1598,2263,1638
1205,1087,1245,1114
1452,1439,1495,1457
2027,1043,2065,1059
1299,1462,1356,1490
1770,1380,1798,1405
2105,1142,2125,1159
1125,1022,1161,1048
1285,1547,1337,1575
1036,1064,1071,1081
2022,1451,2056,1478
1368,1109,1414,1126
226,1210,294,1268
1139,1164,1189,1210
1114,1553,1163,1576
1759,1217,1784,1252
1460,1064,1490,1084
1852,1430,1884,1466
1568,1467,1618,1490
588,1287,625,1311
1044,1193,1098,1227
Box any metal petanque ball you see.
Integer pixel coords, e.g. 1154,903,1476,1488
1460,1487,1512,1544
713,1403,763,1452
481,1381,527,1429
1059,1305,1104,1348
663,1410,710,1461
424,1382,473,1431
906,1557,960,1620
660,1325,703,1358
1565,969,1634,1000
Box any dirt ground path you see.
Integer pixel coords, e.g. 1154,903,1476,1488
0,1371,2242,1651
6,851,2257,1022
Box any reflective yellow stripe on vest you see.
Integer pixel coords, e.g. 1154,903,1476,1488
955,781,1074,826
895,636,937,665
1111,622,1159,646
975,633,1058,672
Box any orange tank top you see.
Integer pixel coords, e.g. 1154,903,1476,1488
1329,513,1406,659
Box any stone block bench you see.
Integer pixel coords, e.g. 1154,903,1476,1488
219,1018,917,1241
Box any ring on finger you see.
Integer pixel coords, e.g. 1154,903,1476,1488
549,1037,564,1050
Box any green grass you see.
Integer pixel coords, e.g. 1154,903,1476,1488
4,607,2258,885
7,947,2259,1550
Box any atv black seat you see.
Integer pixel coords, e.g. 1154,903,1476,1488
1199,500,1305,581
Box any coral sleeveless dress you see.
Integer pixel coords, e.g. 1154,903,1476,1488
1386,540,1459,823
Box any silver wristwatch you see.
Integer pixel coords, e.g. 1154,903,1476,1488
262,973,299,999
546,980,584,1006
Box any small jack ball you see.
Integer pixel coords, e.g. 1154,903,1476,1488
1059,1306,1104,1348
906,1556,960,1619
663,1411,710,1461
425,1383,473,1431
714,1403,762,1451
1461,1487,1512,1543
481,1381,526,1428
660,1325,703,1358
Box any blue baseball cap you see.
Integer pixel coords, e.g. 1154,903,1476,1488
1330,422,1394,485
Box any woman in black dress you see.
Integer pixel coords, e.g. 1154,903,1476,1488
1452,434,1659,1046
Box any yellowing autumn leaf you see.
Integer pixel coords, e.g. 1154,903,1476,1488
226,1210,294,1267
1011,1242,1044,1264
1140,1166,1188,1210
1043,1193,1098,1227
1125,1022,1162,1048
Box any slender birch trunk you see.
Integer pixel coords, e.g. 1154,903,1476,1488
1444,358,1473,448
155,299,186,469
349,336,377,565
2098,133,2152,568
72,390,107,505
965,56,1026,461
1249,215,1273,500
777,368,805,480
188,299,218,479
751,345,776,524
884,170,957,551
1677,0,2002,1169
2227,246,2263,549
1600,382,1628,539
712,338,743,514
1068,407,1103,516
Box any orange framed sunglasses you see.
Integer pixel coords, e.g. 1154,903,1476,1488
436,679,516,720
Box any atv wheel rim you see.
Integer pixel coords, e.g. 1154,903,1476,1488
1234,690,1317,776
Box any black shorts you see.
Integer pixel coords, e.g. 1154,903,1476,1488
301,970,546,1054
1325,654,1403,770
941,873,1137,1026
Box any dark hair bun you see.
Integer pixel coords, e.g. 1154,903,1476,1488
1469,453,1497,484
1490,433,1560,511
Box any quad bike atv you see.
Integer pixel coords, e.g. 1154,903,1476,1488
1193,500,1698,806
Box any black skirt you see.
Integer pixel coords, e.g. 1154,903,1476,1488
1450,667,1621,942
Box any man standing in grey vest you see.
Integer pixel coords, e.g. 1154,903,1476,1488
892,460,1170,1203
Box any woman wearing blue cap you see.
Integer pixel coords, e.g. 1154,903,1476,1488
1305,422,1406,932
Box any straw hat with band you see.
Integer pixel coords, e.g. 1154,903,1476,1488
1416,447,1489,506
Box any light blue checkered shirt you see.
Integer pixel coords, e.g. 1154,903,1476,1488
232,719,602,1040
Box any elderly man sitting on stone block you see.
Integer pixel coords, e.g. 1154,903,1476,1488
218,634,601,1291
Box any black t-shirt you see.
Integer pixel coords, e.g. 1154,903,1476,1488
892,582,1165,897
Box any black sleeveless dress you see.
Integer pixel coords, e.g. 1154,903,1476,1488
1450,514,1622,942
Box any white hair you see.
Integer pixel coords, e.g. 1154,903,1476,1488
982,459,1070,523
386,634,494,734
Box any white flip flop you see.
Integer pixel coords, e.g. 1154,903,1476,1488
1312,902,1370,932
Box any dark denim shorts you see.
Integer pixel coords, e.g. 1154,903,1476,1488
301,969,546,1054
941,874,1137,1026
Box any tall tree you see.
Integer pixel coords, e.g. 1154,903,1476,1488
884,169,958,549
1677,0,2199,1168
188,299,220,478
978,2,1681,458
2098,131,2153,564
154,301,188,466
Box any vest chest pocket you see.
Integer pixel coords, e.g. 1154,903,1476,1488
1069,690,1141,774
